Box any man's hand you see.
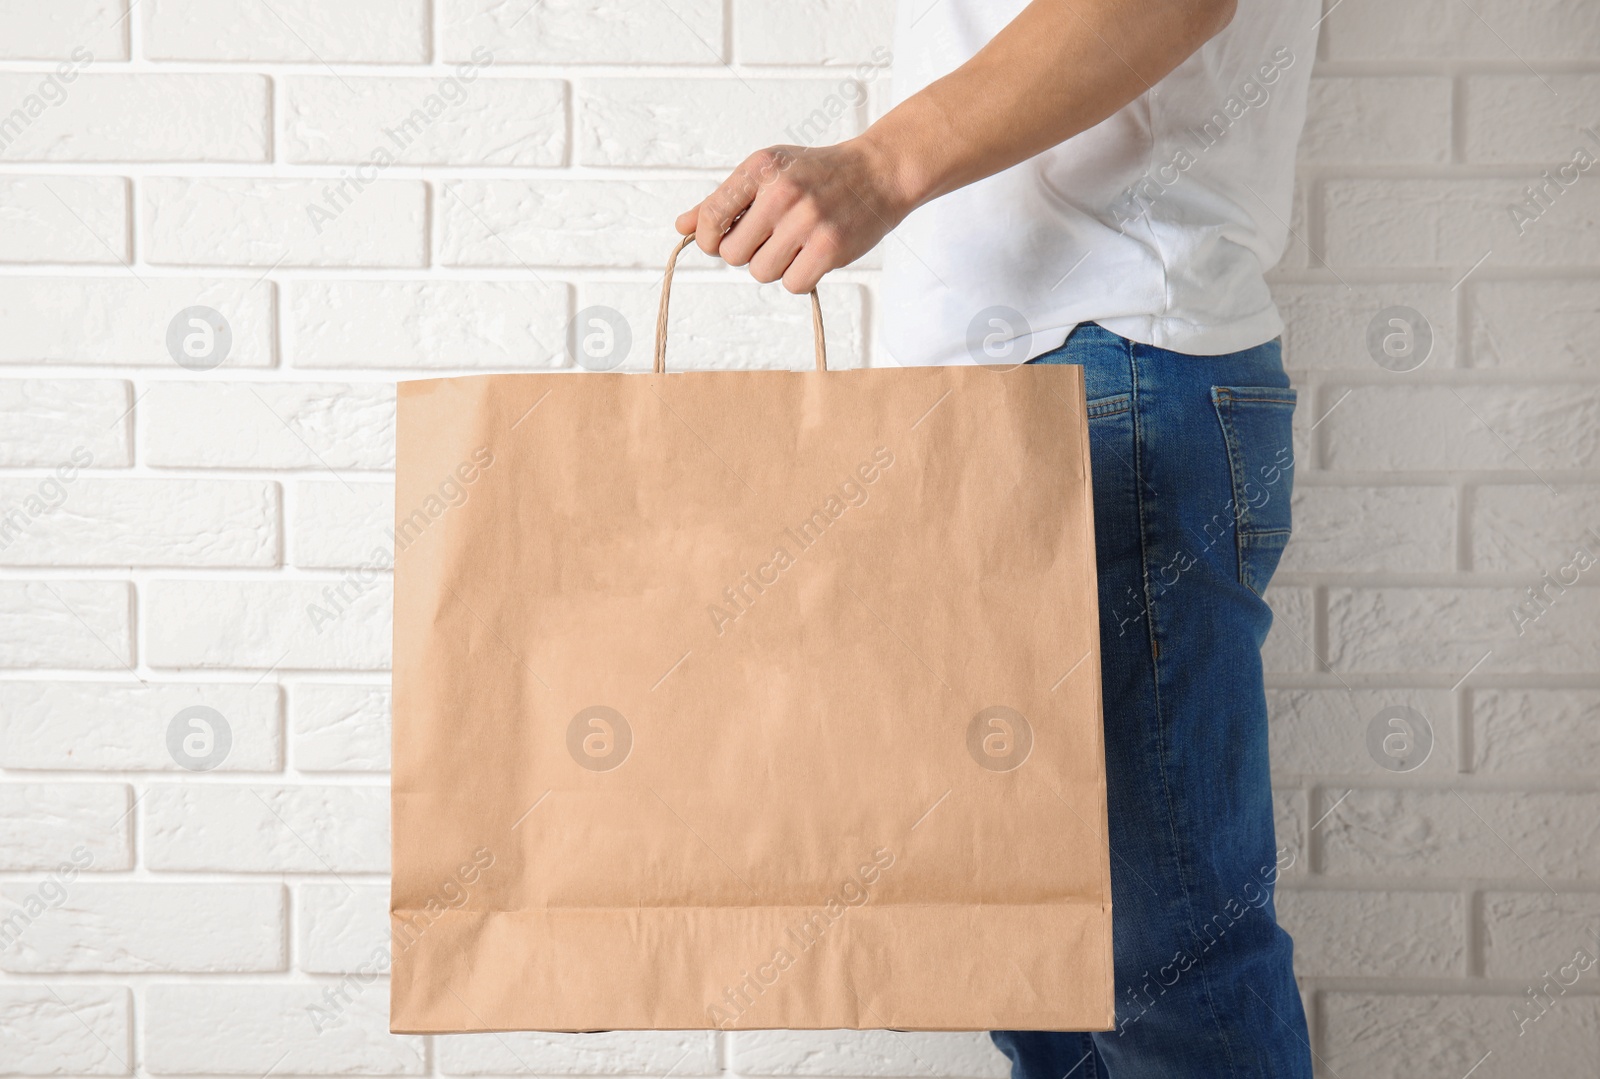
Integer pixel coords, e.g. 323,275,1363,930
675,0,1236,295
674,137,913,295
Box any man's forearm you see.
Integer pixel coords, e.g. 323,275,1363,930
677,0,1237,293
865,0,1237,212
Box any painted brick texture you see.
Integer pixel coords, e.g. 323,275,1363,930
1,0,1597,1074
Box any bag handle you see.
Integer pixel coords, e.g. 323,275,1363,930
653,234,828,373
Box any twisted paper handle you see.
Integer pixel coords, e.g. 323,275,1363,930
653,234,827,373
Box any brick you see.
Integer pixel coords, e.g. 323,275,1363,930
0,986,131,1075
0,176,125,264
1470,281,1600,370
437,179,710,268
579,79,864,167
0,682,282,771
0,783,130,870
730,1032,1006,1077
1320,385,1600,472
1328,586,1600,674
285,280,566,370
1468,484,1597,571
0,379,129,466
1273,282,1456,370
1463,75,1600,163
145,984,423,1074
1278,485,1455,573
299,883,387,973
442,1031,719,1075
0,883,284,972
1323,0,1600,61
1323,178,1600,268
146,579,391,671
1274,788,1307,882
0,581,131,670
1317,789,1600,883
866,74,892,128
143,178,426,269
1276,888,1463,978
292,481,391,570
0,74,267,162
283,76,565,167
734,0,895,65
1265,179,1312,272
291,684,390,772
144,0,428,62
143,784,388,872
585,279,867,371
0,478,278,567
0,277,274,367
1262,585,1315,674
0,0,129,60
1300,76,1451,164
1321,992,1598,1079
1287,386,1316,476
441,0,722,65
141,381,393,470
1473,689,1600,777
1267,688,1455,777
1480,892,1600,978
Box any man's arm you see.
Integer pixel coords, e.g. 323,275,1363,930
675,0,1236,293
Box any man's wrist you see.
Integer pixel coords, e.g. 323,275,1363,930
852,121,940,222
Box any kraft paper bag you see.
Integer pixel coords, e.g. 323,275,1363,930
390,236,1113,1033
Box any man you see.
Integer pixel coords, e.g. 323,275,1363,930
676,0,1319,1074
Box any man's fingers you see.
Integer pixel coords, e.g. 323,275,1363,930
674,204,699,236
719,199,782,267
694,171,758,255
748,219,806,285
692,147,800,256
781,235,836,295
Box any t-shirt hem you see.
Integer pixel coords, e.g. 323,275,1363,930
1093,309,1285,357
880,308,1286,367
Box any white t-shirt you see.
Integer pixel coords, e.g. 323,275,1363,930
879,0,1320,365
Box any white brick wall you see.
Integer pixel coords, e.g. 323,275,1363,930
0,0,1597,1075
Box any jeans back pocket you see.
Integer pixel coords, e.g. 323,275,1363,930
1211,386,1297,596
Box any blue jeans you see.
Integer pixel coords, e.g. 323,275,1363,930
992,325,1312,1078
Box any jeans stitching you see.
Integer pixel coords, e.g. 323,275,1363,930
1087,393,1132,418
1131,344,1245,1079
1212,389,1295,598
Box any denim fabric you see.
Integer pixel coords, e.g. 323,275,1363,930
991,324,1311,1078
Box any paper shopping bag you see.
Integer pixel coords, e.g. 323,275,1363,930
390,236,1113,1032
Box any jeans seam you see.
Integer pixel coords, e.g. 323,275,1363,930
1128,343,1244,1079
1213,389,1296,599
1087,393,1132,419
